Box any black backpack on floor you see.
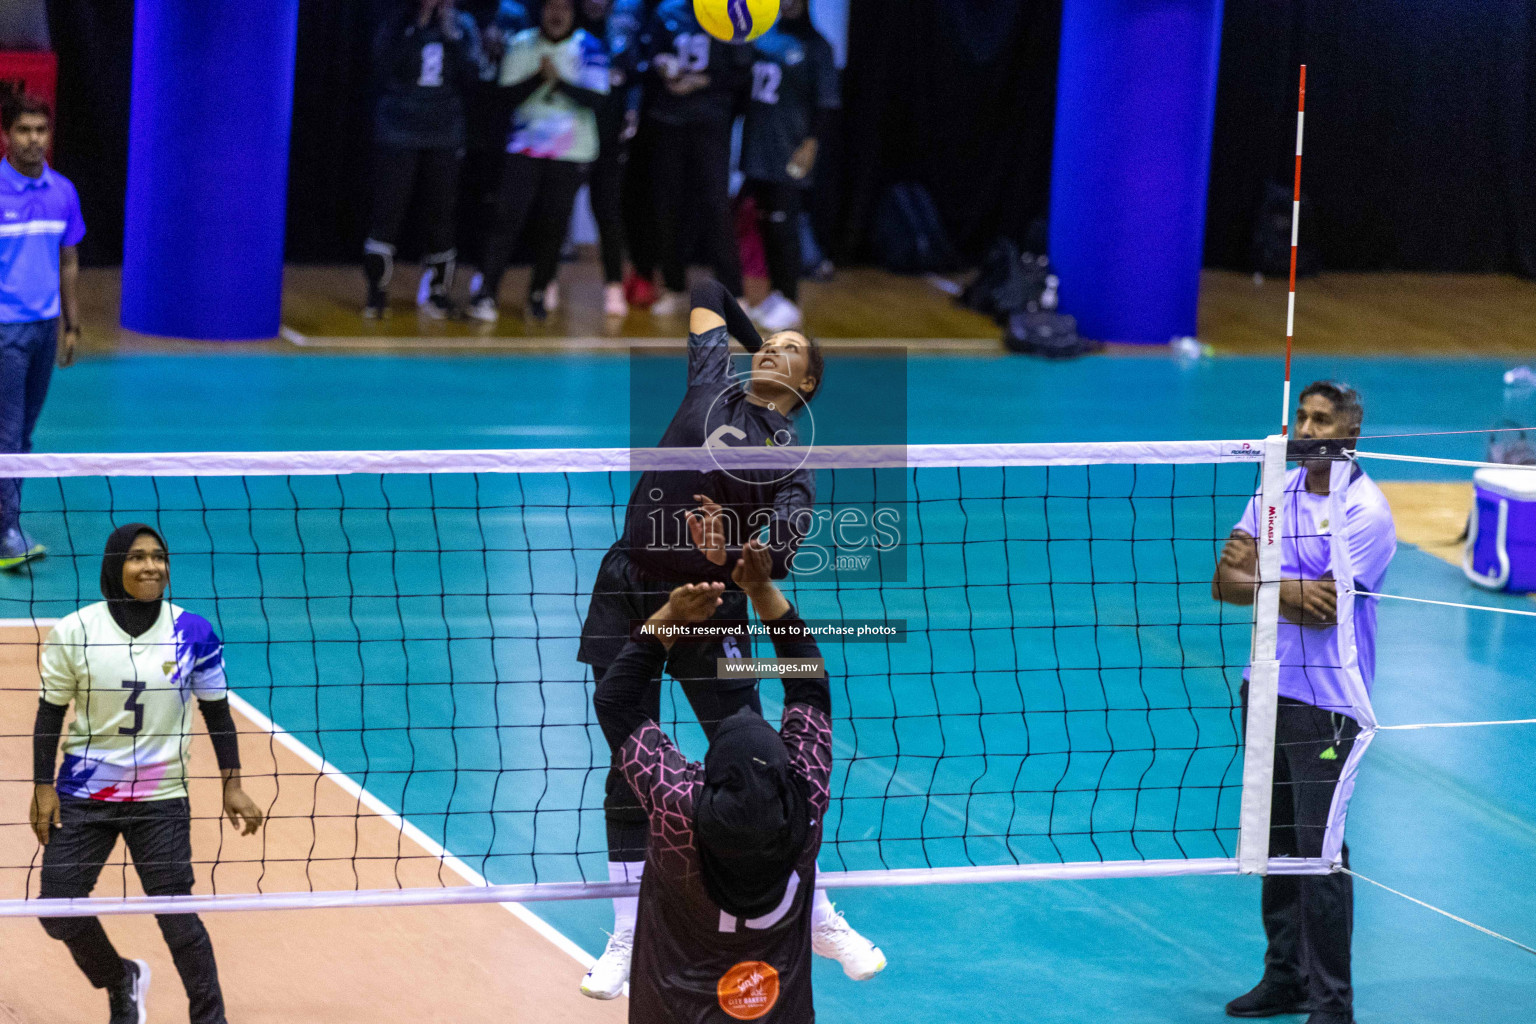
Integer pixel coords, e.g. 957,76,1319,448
1005,311,1101,359
873,183,962,274
962,238,1058,323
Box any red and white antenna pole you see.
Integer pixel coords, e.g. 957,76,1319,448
1281,65,1306,436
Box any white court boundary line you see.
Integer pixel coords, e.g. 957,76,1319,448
0,617,595,966
220,692,598,968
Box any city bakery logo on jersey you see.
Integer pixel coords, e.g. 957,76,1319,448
717,961,781,1020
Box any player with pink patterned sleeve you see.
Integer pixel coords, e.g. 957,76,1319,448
592,536,853,1022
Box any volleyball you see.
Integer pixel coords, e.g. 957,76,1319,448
693,0,780,43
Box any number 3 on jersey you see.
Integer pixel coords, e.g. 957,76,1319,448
119,679,146,737
752,62,782,104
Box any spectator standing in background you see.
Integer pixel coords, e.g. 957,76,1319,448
640,0,752,315
741,0,838,332
364,0,487,320
482,0,532,59
580,0,646,318
457,0,530,284
0,95,82,570
469,0,609,323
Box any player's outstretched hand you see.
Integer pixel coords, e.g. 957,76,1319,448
688,494,729,565
666,582,726,623
30,784,60,846
224,782,265,836
733,536,772,589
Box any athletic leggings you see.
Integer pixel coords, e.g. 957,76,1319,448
39,797,226,1024
746,180,806,303
649,119,743,296
365,145,461,282
478,153,588,300
623,126,657,281
590,134,628,285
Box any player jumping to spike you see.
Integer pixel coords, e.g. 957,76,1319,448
578,279,884,998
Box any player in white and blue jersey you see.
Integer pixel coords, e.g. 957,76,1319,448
29,524,264,1024
1212,382,1397,1024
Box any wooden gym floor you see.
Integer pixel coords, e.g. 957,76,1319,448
67,261,1536,357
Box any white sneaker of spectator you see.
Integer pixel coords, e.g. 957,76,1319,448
649,290,687,316
756,292,804,332
604,283,629,317
466,295,499,323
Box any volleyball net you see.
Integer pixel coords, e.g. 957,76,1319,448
0,438,1370,916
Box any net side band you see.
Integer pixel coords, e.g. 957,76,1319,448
0,440,1268,478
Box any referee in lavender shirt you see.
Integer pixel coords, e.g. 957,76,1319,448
1212,381,1397,1024
0,94,83,569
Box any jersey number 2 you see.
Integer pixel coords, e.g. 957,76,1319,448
119,679,146,737
751,62,782,104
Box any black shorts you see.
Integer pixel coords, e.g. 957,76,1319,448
578,544,752,677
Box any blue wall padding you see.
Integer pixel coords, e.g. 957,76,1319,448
121,0,300,341
1049,0,1225,345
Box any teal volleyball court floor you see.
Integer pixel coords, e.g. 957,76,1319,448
6,351,1534,1023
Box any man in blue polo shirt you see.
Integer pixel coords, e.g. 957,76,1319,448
0,94,83,570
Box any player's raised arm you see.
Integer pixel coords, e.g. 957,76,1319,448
687,279,764,386
593,581,726,750
732,538,830,716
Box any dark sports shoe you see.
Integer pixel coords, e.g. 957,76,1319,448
525,290,549,322
1226,978,1309,1018
108,958,150,1024
418,291,453,320
363,285,389,320
1304,1013,1353,1024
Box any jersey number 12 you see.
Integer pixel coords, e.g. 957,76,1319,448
752,62,782,104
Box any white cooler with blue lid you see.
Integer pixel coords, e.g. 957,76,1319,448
1465,467,1536,592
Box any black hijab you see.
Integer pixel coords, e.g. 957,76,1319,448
100,523,167,638
694,706,810,919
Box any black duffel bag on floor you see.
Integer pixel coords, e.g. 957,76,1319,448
1005,311,1102,359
